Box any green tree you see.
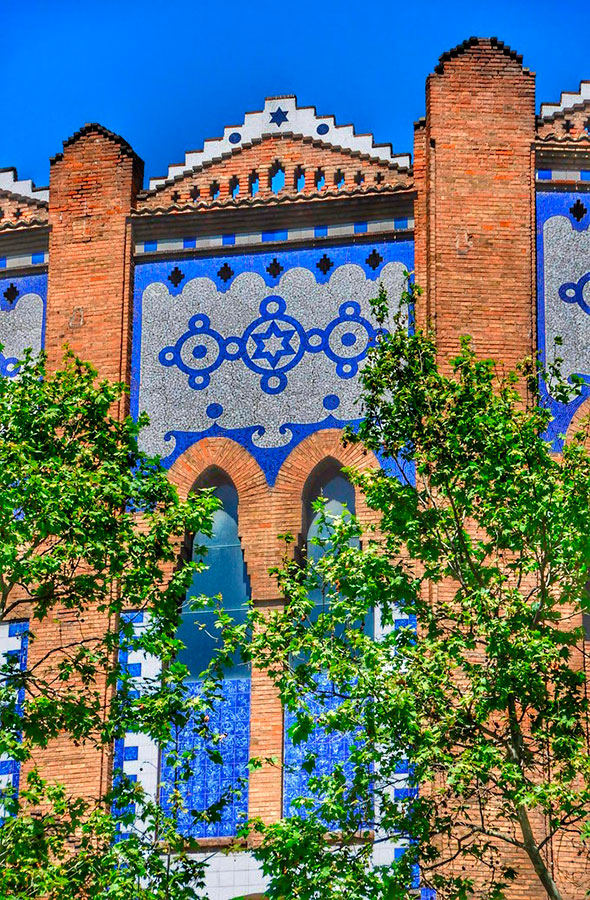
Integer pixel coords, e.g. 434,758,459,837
242,282,590,900
0,349,228,899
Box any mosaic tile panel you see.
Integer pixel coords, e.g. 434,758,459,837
537,191,590,446
131,240,413,484
0,272,46,376
283,673,366,819
159,678,251,839
0,621,29,809
283,617,420,888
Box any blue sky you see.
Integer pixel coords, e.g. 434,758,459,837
3,0,587,188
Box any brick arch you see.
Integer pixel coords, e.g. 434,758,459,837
168,437,274,599
272,428,381,549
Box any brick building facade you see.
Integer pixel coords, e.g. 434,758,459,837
1,36,590,898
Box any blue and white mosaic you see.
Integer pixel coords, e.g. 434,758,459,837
132,240,413,483
536,170,590,184
0,272,46,375
537,192,590,446
283,674,368,819
0,621,29,809
283,613,415,820
135,218,414,256
160,678,251,839
0,250,47,271
114,613,251,840
113,612,160,839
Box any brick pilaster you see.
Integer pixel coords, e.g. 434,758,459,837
46,124,143,405
414,37,536,369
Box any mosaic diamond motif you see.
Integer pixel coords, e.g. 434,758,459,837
266,258,284,279
217,262,234,283
316,254,334,276
366,249,384,271
3,284,19,304
570,198,587,223
168,267,185,288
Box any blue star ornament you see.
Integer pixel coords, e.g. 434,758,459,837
269,107,289,127
251,321,296,368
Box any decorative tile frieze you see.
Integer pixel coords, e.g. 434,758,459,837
131,240,413,484
135,218,414,257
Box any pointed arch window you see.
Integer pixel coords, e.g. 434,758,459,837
283,460,373,818
176,474,250,679
302,460,373,638
162,470,251,839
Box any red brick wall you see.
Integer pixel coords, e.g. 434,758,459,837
414,38,536,370
138,134,411,213
24,127,144,802
414,39,590,898
46,126,143,410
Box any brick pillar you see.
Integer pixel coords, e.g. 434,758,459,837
46,124,143,402
414,37,536,369
24,126,144,803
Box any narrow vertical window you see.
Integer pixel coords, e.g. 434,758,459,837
229,175,240,200
303,464,369,632
269,160,285,194
294,165,305,192
177,477,250,679
163,472,251,839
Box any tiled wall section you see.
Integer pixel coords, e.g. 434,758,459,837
283,615,417,882
0,621,29,805
160,678,251,839
0,272,46,375
135,218,414,256
0,251,47,270
537,190,590,447
536,169,590,183
113,611,160,839
132,239,413,485
115,613,251,841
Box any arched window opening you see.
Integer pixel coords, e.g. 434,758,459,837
301,460,372,638
176,472,250,680
269,160,285,194
315,167,326,190
354,170,365,186
334,169,345,190
294,165,305,192
249,170,259,196
209,180,220,200
229,175,240,199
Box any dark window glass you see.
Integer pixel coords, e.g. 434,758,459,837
176,481,250,680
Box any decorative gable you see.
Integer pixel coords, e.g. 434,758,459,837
148,95,410,195
138,133,412,215
0,169,48,231
537,102,590,143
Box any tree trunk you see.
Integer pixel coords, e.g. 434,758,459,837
516,803,563,900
